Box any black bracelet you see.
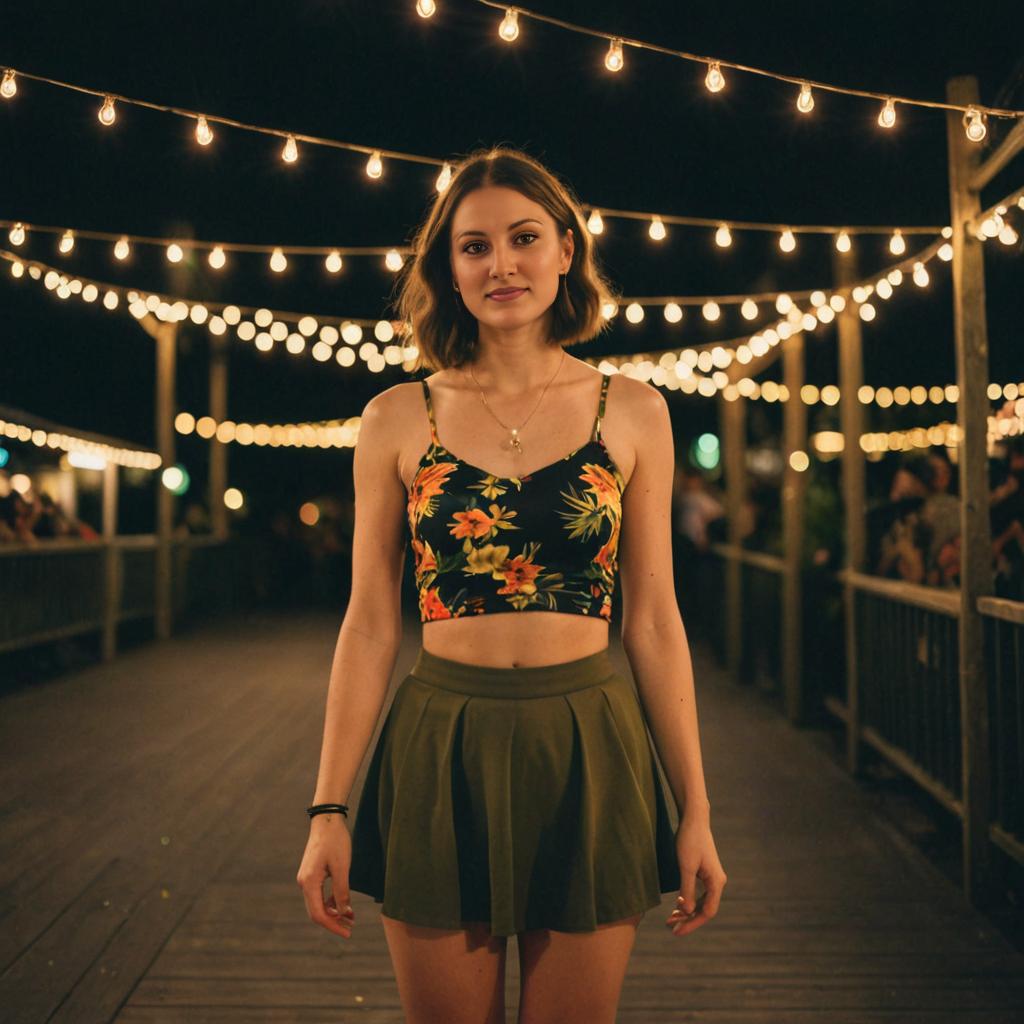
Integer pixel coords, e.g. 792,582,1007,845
307,802,349,819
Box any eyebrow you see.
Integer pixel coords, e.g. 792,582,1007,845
455,218,543,241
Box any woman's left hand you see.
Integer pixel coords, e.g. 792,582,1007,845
666,813,727,936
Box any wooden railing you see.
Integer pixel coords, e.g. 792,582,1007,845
703,542,1024,881
0,535,243,658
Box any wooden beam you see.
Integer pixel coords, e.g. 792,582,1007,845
946,74,995,907
719,390,747,684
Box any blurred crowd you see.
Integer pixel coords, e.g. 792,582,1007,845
0,485,100,545
870,437,1024,598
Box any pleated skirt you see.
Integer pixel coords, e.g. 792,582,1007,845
348,645,682,937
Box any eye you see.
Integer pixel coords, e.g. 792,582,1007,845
463,232,538,255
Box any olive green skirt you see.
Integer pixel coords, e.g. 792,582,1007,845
348,645,681,937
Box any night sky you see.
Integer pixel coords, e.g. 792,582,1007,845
2,1,1021,523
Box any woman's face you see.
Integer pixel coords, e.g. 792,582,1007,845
449,185,573,331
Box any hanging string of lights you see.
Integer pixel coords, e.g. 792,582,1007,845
0,412,161,468
173,410,359,450
411,1,1024,134
0,62,996,251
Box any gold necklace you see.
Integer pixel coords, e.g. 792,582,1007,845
468,349,566,455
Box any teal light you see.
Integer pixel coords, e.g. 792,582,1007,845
691,434,720,470
0,446,8,468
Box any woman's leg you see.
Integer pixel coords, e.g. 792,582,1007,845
515,912,644,1024
381,913,509,1024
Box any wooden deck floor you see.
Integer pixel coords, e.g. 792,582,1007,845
2,608,1022,1023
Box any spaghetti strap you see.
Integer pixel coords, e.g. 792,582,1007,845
421,379,439,445
592,374,610,442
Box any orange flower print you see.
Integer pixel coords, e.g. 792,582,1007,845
449,502,518,541
420,587,451,621
411,537,437,578
496,553,543,595
579,462,622,510
408,461,458,526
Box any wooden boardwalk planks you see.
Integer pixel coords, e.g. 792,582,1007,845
1,608,1022,1023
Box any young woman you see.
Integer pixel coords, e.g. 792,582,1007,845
297,146,726,1024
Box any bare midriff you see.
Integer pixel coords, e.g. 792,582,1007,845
422,611,610,668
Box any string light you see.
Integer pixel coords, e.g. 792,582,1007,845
9,222,26,246
98,95,116,126
889,229,905,255
166,243,184,263
195,115,214,146
779,229,796,253
648,215,666,241
835,230,851,253
208,245,226,269
270,247,288,273
1,69,16,99
796,82,814,113
366,150,383,178
912,261,930,287
605,37,624,72
878,97,896,128
435,161,453,193
587,209,604,234
282,134,298,163
416,0,437,17
176,409,360,450
715,224,732,247
705,61,725,93
702,301,721,321
114,236,130,260
325,250,344,273
741,299,758,320
963,106,987,142
0,412,162,468
499,8,520,42
58,230,75,254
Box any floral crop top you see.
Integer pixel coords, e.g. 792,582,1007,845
407,373,626,622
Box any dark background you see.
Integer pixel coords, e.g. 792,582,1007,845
2,0,1022,527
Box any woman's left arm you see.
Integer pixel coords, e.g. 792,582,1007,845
614,379,727,934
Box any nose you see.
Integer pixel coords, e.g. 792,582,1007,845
489,242,517,279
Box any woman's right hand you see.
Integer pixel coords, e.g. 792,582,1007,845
296,817,356,938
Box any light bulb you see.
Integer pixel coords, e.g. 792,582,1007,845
889,229,905,255
702,301,720,321
499,8,519,42
779,229,796,253
416,0,436,16
366,150,383,178
835,230,851,253
167,243,184,263
282,134,298,163
587,209,604,234
384,249,404,271
1,70,17,99
705,61,725,93
195,115,214,146
8,222,25,246
741,299,758,320
878,97,896,128
938,242,953,262
796,82,814,113
715,224,732,247
208,246,226,269
114,236,130,260
625,302,644,324
435,162,453,193
605,38,624,73
270,248,288,273
648,216,666,241
963,106,986,143
59,230,75,254
98,95,116,126
912,262,929,287
325,250,344,273
998,223,1019,245
775,293,793,314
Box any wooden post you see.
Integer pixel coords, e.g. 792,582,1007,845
946,75,994,907
209,330,229,540
781,332,807,722
720,389,746,684
834,245,867,775
154,320,177,640
101,461,120,661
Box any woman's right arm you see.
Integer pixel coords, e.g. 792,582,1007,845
297,386,410,937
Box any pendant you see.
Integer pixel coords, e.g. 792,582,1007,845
509,428,522,455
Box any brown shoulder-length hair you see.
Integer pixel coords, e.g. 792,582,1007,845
394,145,621,372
